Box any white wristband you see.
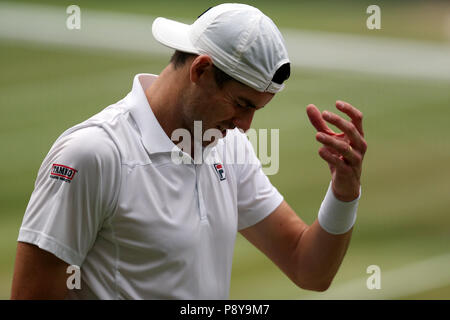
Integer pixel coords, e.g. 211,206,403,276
318,181,361,235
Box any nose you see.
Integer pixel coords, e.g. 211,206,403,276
232,108,255,132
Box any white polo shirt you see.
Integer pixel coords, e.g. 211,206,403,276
18,74,283,299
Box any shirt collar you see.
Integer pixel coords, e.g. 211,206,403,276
124,74,179,155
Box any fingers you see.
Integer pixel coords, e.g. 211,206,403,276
318,146,348,169
322,110,367,155
314,101,366,201
309,101,367,166
306,104,336,136
335,101,364,137
316,132,362,166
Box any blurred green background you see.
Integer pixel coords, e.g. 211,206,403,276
1,0,449,299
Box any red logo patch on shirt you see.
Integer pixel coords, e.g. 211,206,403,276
50,164,78,183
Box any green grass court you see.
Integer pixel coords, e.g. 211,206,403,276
1,0,449,299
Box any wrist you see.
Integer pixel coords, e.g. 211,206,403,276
332,183,360,202
318,181,361,235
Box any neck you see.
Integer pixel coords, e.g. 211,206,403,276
144,65,187,141
144,65,203,160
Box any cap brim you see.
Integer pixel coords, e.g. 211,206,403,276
152,17,199,54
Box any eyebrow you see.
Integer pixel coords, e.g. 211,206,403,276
237,97,258,109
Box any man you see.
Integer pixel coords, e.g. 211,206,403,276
11,3,367,299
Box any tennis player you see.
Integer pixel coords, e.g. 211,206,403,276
11,3,367,299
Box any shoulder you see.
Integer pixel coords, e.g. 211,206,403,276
58,126,118,154
47,126,121,174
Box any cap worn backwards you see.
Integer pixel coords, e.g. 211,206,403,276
152,3,290,93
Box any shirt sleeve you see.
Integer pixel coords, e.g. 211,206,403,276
235,131,284,230
18,126,121,266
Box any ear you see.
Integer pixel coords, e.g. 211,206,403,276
190,55,214,84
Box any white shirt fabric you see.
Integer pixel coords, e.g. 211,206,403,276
18,74,283,299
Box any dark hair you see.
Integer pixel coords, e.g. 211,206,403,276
170,50,234,88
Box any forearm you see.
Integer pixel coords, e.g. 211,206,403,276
294,219,353,291
291,180,360,291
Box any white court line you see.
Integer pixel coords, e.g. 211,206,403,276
300,253,450,300
1,2,450,81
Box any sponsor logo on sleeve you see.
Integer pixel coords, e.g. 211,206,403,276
50,164,78,183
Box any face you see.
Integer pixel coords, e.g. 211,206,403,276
181,56,274,146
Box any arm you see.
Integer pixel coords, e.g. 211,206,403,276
12,127,121,299
241,100,367,291
11,242,69,299
240,201,352,291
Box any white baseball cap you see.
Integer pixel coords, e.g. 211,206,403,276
152,3,290,93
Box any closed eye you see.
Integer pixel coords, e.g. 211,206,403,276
236,97,258,110
236,102,255,110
